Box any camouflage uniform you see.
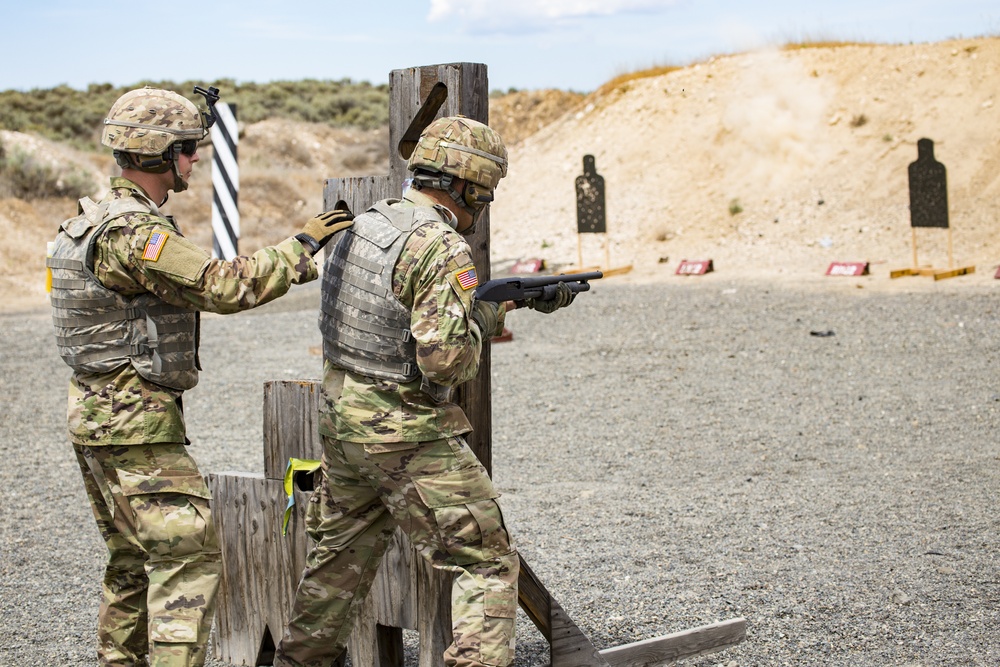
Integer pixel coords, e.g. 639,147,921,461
274,188,519,667
57,176,318,667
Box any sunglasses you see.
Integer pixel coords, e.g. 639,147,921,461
176,139,199,157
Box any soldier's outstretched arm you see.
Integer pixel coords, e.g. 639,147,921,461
100,220,322,314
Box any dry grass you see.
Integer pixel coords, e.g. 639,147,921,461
782,40,874,51
595,65,683,97
489,90,587,145
593,39,870,99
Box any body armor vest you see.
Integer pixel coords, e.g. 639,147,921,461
47,196,200,390
319,200,451,402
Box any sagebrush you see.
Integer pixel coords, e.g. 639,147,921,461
0,79,389,151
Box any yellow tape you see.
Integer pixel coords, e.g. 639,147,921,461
282,457,321,536
45,242,54,293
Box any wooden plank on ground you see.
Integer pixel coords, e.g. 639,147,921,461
601,264,634,278
599,617,747,667
934,266,975,280
518,556,610,666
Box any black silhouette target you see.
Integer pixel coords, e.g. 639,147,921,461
575,155,606,234
908,138,949,229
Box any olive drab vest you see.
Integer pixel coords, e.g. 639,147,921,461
319,200,451,403
47,196,200,390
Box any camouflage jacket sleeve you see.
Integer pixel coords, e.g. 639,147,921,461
393,222,505,387
95,213,318,313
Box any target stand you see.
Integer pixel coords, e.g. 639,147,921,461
570,155,632,277
891,138,974,281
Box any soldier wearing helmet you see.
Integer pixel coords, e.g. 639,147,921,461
48,86,354,667
101,86,211,199
273,116,575,667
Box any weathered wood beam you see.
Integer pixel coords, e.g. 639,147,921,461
518,556,610,666
599,618,747,667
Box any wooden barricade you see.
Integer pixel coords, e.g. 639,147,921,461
209,381,320,666
211,381,746,666
211,380,454,666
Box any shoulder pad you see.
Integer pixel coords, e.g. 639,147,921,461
105,197,152,222
371,199,411,232
355,204,409,249
78,196,98,218
58,197,101,239
60,213,95,240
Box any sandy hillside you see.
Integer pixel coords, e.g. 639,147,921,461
2,37,999,312
491,38,1000,288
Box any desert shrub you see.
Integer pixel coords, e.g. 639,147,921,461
0,145,96,199
0,78,390,151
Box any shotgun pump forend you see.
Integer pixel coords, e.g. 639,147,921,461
474,271,603,304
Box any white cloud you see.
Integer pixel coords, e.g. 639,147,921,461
428,0,679,32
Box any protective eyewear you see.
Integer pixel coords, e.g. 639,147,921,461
176,139,199,157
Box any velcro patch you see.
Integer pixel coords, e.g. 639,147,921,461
453,266,478,291
142,231,169,261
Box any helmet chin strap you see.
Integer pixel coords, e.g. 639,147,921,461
170,160,188,193
117,146,187,194
413,171,477,216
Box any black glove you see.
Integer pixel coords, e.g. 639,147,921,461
525,281,575,314
470,300,500,338
297,208,354,253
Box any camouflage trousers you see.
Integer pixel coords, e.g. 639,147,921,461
274,435,519,667
73,443,221,667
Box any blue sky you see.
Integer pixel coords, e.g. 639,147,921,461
3,0,997,93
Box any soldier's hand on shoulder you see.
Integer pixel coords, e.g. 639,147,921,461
297,208,355,253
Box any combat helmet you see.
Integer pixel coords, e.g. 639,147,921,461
407,115,508,230
101,86,219,192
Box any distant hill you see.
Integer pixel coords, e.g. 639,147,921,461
3,38,1000,312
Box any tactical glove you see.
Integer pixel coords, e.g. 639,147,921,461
296,208,354,253
525,281,575,314
470,299,501,338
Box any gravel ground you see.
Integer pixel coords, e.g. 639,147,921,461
1,278,998,667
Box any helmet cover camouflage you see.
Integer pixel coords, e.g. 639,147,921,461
407,116,508,189
101,87,207,156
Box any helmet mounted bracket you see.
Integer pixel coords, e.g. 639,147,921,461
192,85,221,130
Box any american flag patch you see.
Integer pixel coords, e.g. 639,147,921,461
142,231,168,261
454,267,478,290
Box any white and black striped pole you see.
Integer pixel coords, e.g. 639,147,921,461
211,102,239,259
